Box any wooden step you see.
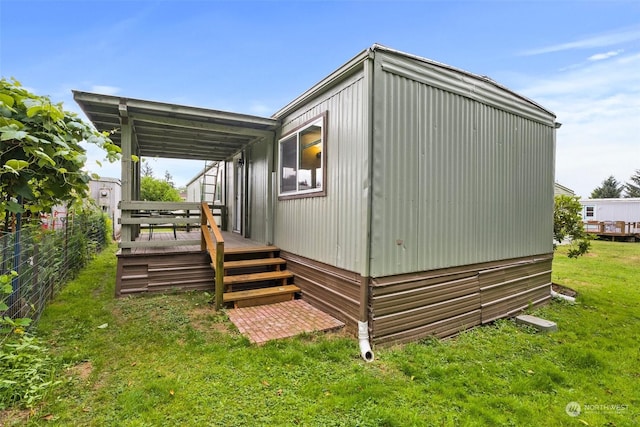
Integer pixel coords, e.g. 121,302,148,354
223,270,293,286
222,257,286,270
224,245,279,255
148,265,211,273
223,284,300,308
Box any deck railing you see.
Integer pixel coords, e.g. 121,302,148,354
119,201,226,250
119,201,202,249
584,221,640,236
200,202,225,310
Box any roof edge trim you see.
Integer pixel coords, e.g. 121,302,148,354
370,44,556,118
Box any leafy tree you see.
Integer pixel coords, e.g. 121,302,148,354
624,169,640,198
0,78,120,227
140,176,181,202
163,170,174,187
590,175,623,198
141,159,154,177
554,195,590,258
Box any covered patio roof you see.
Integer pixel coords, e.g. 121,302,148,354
73,91,279,161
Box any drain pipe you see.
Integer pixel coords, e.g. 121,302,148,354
358,319,374,362
357,52,375,363
551,289,576,304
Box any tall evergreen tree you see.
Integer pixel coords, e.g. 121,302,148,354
624,169,640,198
590,175,623,198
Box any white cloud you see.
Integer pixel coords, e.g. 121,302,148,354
248,101,274,117
588,49,623,61
521,26,640,56
517,51,640,198
90,85,121,95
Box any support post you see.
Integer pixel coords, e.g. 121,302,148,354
215,241,224,310
120,108,132,253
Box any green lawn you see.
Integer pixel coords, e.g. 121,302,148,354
4,241,639,426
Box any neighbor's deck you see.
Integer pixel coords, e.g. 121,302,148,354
584,221,640,241
123,229,264,255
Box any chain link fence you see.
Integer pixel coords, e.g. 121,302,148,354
1,211,110,337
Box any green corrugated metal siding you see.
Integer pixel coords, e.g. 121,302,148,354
248,139,269,243
274,71,368,273
370,51,555,277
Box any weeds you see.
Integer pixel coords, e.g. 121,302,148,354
0,335,60,409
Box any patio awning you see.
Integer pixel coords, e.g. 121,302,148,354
73,91,278,161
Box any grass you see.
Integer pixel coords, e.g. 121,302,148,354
1,240,639,426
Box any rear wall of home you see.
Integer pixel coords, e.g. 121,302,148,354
369,51,556,278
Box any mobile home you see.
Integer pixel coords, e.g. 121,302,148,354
74,44,558,348
580,198,640,222
580,198,640,239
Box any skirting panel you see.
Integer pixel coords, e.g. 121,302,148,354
479,257,553,323
370,254,552,345
280,251,361,331
116,251,214,297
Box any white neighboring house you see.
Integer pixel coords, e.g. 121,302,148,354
579,198,640,238
88,177,122,238
579,198,640,222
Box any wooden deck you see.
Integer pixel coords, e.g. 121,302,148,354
126,230,264,254
584,221,640,241
115,230,272,296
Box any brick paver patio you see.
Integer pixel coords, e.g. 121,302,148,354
227,299,345,344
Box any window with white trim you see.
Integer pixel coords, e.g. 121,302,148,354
278,114,326,198
585,206,595,218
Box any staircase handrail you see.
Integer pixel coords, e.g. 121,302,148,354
201,202,224,309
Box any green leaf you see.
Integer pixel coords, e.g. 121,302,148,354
26,104,44,117
67,121,84,131
131,154,140,162
13,318,32,327
0,117,24,128
58,167,68,174
14,181,35,200
5,159,29,171
1,129,28,141
0,93,15,107
34,149,56,166
6,200,25,213
47,103,64,122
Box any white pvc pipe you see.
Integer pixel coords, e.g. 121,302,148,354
551,290,576,304
358,321,375,362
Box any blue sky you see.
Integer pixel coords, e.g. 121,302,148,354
1,0,639,198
